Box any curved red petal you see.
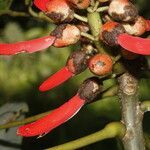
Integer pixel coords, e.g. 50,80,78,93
34,0,49,11
118,33,150,55
146,20,150,31
39,66,73,92
17,95,85,137
0,36,55,55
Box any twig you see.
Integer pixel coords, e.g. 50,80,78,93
0,110,51,129
28,6,54,23
81,32,95,41
74,13,88,22
96,6,109,12
47,122,125,150
0,10,29,17
87,12,106,53
118,73,145,150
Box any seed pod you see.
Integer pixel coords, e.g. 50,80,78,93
51,24,81,47
46,0,74,23
108,0,138,22
78,77,102,103
66,50,88,74
123,16,148,36
101,21,125,46
68,0,90,9
88,54,113,76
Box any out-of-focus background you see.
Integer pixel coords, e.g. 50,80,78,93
0,0,150,149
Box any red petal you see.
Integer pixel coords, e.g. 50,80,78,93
118,33,150,55
39,66,73,92
0,36,55,55
146,20,150,31
34,0,49,11
17,95,85,137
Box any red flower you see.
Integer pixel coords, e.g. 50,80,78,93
17,94,85,137
17,77,101,137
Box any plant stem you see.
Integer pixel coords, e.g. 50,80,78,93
118,73,145,150
0,110,51,129
47,122,125,150
102,85,118,97
87,12,106,53
141,101,150,112
81,32,95,41
0,10,29,17
96,6,109,12
28,7,53,23
74,13,88,22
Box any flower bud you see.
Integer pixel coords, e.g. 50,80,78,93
88,54,113,76
78,77,102,103
101,21,125,46
108,0,138,22
51,24,81,47
46,0,74,23
123,16,148,36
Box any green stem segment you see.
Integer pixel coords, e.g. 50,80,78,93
118,73,145,150
141,101,150,112
87,12,106,53
0,110,51,130
47,122,125,150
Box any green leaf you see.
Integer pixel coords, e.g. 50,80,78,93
0,0,13,11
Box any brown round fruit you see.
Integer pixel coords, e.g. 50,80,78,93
88,54,113,76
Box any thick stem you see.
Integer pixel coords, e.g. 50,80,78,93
118,73,145,150
87,12,106,53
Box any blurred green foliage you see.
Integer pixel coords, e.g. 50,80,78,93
0,0,149,150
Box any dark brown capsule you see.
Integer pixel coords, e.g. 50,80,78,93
108,0,138,22
101,21,125,46
78,77,102,103
66,50,88,74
